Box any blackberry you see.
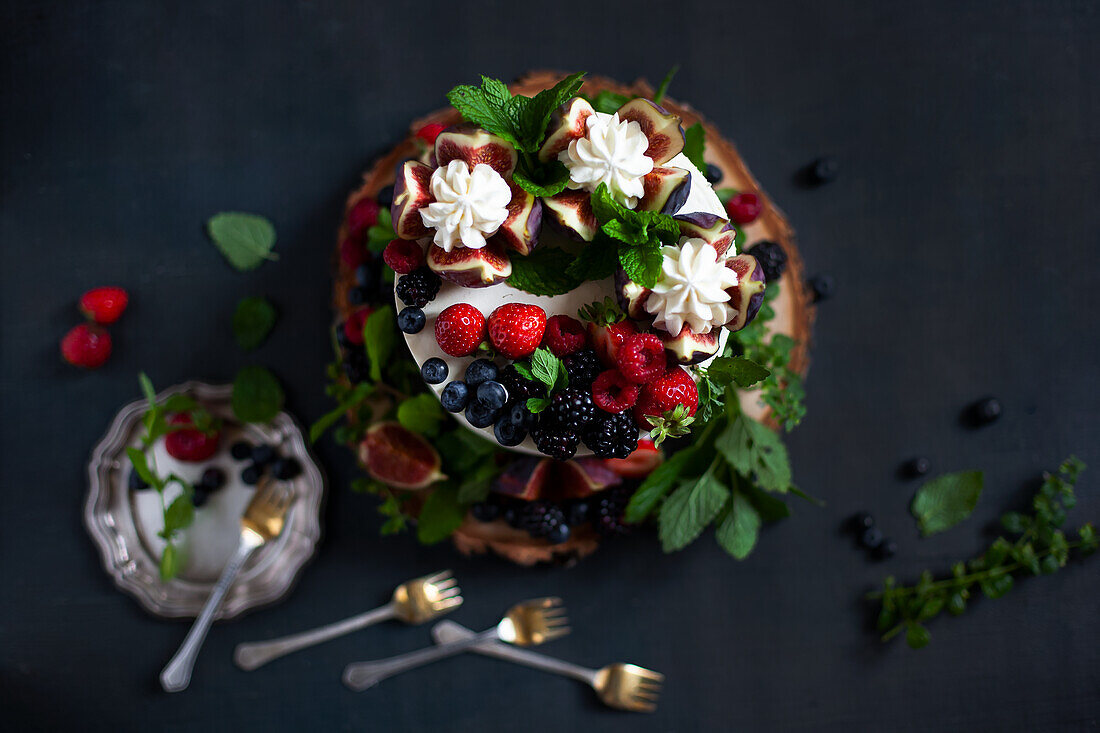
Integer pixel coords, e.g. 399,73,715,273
272,457,301,480
809,155,838,184
748,241,787,283
199,467,226,491
498,363,537,404
517,501,567,538
470,502,500,522
583,411,639,459
533,427,579,461
395,266,441,308
562,348,601,391
343,349,369,383
704,162,723,184
808,274,835,302
594,487,632,537
543,388,597,432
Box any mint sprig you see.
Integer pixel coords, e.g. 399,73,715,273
911,470,985,536
206,212,278,271
589,183,680,289
508,247,583,296
514,347,568,413
682,122,706,175
231,365,284,423
233,296,277,351
731,285,806,431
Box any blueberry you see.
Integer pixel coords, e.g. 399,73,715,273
904,456,931,478
471,502,500,522
251,444,276,466
272,457,301,480
192,488,210,508
241,464,263,486
808,274,835,302
355,259,380,288
493,415,527,447
969,397,1002,426
502,506,519,527
546,523,571,544
809,155,838,184
421,358,448,385
464,359,498,387
440,381,470,412
200,467,226,491
128,468,150,491
509,402,537,430
874,538,898,560
377,184,395,209
348,285,369,306
568,501,590,527
852,512,875,532
466,400,498,429
230,441,252,460
397,306,426,334
860,526,884,550
704,162,723,184
477,380,508,410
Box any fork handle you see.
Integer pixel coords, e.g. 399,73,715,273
160,535,260,693
431,620,597,685
342,628,498,691
234,603,397,670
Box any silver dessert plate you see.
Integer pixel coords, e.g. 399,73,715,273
84,381,325,619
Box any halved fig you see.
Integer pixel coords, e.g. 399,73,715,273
657,324,721,364
358,422,445,490
390,160,434,240
434,126,518,178
675,212,738,257
538,97,596,163
491,456,621,502
615,268,651,320
637,167,691,214
605,439,664,478
616,98,685,166
494,181,542,255
427,240,512,287
723,253,767,331
543,189,598,241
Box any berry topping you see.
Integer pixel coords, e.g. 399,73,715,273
470,502,500,522
860,526,884,550
493,415,527,447
543,388,597,432
616,333,666,384
507,402,538,431
476,380,509,411
497,363,537,405
533,427,580,461
594,486,632,537
192,489,209,508
241,464,262,485
129,468,150,492
339,236,368,270
199,467,226,491
272,457,301,480
440,381,470,412
230,441,252,460
874,538,898,560
347,285,370,306
488,303,547,360
969,396,1002,426
542,315,587,357
464,358,498,387
852,512,876,531
356,259,381,288
562,348,602,392
164,414,220,463
583,410,639,459
591,370,641,414
397,306,426,334
725,191,762,225
382,238,425,275
633,366,699,431
420,357,448,385
517,501,567,538
465,400,498,429
579,298,635,367
251,443,276,466
395,266,441,308
347,198,380,238
60,323,111,369
747,241,788,283
903,456,931,478
434,303,486,357
808,274,835,302
79,286,129,324
704,163,723,184
343,307,373,346
546,523,571,544
809,155,838,184
415,123,446,145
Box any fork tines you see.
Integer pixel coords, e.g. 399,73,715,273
536,598,571,640
425,570,463,611
623,665,664,712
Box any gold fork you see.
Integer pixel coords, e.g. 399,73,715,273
160,480,293,692
432,620,664,712
342,597,569,691
233,570,462,670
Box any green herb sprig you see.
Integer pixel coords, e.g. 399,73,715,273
731,285,806,431
869,457,1097,649
206,212,278,271
513,347,569,413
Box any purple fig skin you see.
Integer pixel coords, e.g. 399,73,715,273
615,268,652,321
494,182,542,256
358,422,445,490
391,160,434,240
492,457,546,500
538,97,596,163
637,166,691,214
427,240,512,288
675,212,738,257
657,324,721,365
724,254,767,331
434,127,518,177
616,98,685,166
490,456,621,502
543,189,598,241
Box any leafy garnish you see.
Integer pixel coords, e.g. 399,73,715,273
588,182,679,288
911,470,984,536
206,212,278,271
231,365,284,423
233,296,277,351
682,122,706,174
565,237,619,282
309,382,372,443
591,89,630,114
659,470,729,552
704,356,771,389
396,393,445,437
416,483,466,545
365,208,396,253
508,247,583,296
652,65,679,104
646,404,695,447
512,161,571,198
515,347,568,413
869,457,1096,649
577,296,625,326
617,240,664,289
731,285,806,430
363,306,396,382
715,187,738,206
716,488,761,559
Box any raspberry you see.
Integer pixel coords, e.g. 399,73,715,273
434,303,486,357
594,486,632,537
542,314,587,356
395,266,441,308
726,191,762,225
79,286,129,324
415,123,446,145
382,239,424,274
747,241,787,283
343,307,373,346
488,303,547,359
164,414,220,462
543,388,597,432
562,348,601,391
339,236,368,270
533,427,579,461
616,333,666,384
517,501,566,538
60,323,111,369
583,411,639,459
591,370,641,413
498,363,537,404
633,367,699,431
347,197,380,238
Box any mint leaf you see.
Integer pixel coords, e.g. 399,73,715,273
715,187,737,205
911,471,984,536
163,494,195,535
716,415,791,493
231,365,284,423
592,90,629,114
363,305,396,382
126,447,161,490
365,208,395,253
457,458,501,504
707,356,771,389
416,484,465,545
436,429,499,474
446,77,521,148
716,490,761,559
527,396,552,413
139,372,157,404
310,382,372,443
682,122,706,174
618,240,663,288
520,72,585,151
397,393,445,437
625,448,697,523
508,247,582,296
206,212,278,271
512,161,571,197
159,543,180,581
658,472,729,552
566,238,619,282
653,65,679,104
233,296,277,351
742,483,792,522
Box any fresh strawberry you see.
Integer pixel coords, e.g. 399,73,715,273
61,323,112,369
542,314,587,356
605,438,664,478
415,123,446,145
382,238,424,274
578,298,636,367
488,303,547,359
343,307,374,346
339,236,367,269
347,197,380,238
79,286,129,324
726,192,762,225
435,303,486,357
633,366,698,431
591,369,641,414
164,413,220,462
616,333,666,384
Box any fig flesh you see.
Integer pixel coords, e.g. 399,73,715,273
615,268,651,320
434,127,518,178
723,254,767,331
543,189,598,241
491,456,621,501
391,160,434,240
658,324,722,364
637,166,691,214
538,97,596,163
675,212,738,257
494,181,542,255
427,240,512,288
616,98,685,166
358,422,445,490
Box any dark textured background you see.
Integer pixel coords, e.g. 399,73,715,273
3,1,1098,731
